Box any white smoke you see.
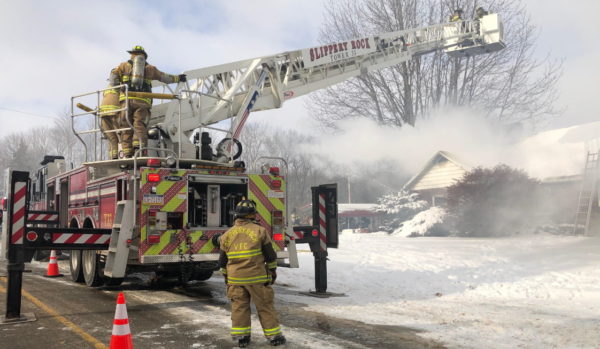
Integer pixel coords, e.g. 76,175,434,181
304,108,590,180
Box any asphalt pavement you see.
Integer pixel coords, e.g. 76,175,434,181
0,260,445,349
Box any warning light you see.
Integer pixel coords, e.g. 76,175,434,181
311,229,319,237
271,180,282,189
269,167,280,176
273,233,284,241
148,234,161,244
26,231,38,242
147,173,161,182
1,197,6,211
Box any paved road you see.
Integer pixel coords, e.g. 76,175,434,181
0,260,445,349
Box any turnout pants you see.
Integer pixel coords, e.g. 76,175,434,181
120,99,150,156
100,114,120,159
227,284,282,338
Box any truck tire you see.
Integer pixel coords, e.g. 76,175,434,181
82,250,104,287
69,250,84,282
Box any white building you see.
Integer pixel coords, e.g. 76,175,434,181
403,151,471,206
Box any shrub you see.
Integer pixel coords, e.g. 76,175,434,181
446,164,541,237
376,190,429,232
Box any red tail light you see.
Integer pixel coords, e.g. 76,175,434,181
1,197,6,211
148,234,161,244
312,229,319,237
273,233,284,241
271,180,281,189
147,173,160,182
26,231,38,242
147,158,161,167
269,167,280,176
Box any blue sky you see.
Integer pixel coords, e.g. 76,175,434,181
0,0,598,138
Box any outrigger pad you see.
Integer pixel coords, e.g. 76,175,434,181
0,313,37,325
298,290,347,298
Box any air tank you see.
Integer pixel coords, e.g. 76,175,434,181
131,55,146,91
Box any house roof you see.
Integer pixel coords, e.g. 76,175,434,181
403,150,472,191
338,203,381,217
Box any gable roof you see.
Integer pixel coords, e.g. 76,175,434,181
403,150,472,191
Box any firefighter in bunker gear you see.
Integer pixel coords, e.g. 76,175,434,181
109,45,187,157
476,7,489,19
450,8,463,22
219,200,287,347
99,87,121,159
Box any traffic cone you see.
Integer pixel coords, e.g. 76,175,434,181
43,250,63,278
109,292,133,349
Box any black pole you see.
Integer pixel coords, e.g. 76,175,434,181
5,261,24,320
314,250,328,293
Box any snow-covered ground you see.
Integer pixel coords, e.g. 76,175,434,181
278,233,600,349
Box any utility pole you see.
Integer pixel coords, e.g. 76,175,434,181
347,177,351,204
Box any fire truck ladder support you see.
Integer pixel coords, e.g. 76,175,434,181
104,200,134,280
1,170,112,324
293,184,345,298
574,151,599,235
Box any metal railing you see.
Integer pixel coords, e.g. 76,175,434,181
70,85,185,162
70,84,132,162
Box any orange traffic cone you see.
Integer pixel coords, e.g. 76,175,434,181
109,292,133,349
43,250,63,278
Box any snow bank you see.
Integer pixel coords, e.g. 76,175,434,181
279,233,600,348
392,206,447,237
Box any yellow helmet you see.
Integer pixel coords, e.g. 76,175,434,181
127,45,148,58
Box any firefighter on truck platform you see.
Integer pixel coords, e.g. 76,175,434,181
219,200,287,348
109,45,186,157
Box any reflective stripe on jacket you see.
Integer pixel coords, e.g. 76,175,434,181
110,61,179,105
219,218,277,285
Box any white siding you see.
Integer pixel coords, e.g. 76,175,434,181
413,159,466,190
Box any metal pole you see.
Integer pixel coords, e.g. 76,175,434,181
313,249,328,293
5,261,24,320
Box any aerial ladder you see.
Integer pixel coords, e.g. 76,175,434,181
137,13,505,161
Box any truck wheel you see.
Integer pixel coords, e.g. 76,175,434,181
193,269,214,281
82,250,104,287
69,250,84,282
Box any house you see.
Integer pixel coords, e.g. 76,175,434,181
338,203,384,232
403,151,471,206
296,202,384,232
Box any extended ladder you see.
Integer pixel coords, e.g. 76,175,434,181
573,152,599,234
151,14,505,146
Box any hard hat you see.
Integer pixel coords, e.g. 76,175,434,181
127,45,148,58
234,199,257,218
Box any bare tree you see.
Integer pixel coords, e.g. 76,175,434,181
240,123,330,210
310,0,563,128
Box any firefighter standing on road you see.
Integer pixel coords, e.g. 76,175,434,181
109,45,186,157
219,200,287,348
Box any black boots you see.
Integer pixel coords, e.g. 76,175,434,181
269,334,286,346
238,335,251,348
236,334,286,347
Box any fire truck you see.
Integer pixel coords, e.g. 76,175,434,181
3,13,505,288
